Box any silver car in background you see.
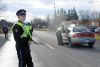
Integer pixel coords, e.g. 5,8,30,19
62,25,96,48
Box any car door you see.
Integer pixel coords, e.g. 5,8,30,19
65,29,70,42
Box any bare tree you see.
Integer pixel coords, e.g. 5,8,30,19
0,0,6,11
79,10,100,20
79,10,90,25
0,0,7,17
90,11,100,19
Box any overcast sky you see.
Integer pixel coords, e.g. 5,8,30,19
1,0,100,22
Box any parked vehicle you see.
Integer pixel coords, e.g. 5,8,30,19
61,24,96,48
88,26,97,32
95,27,100,33
95,27,100,40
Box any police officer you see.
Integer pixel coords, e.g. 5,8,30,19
56,25,64,45
12,9,34,67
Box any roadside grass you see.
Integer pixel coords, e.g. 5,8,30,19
8,27,13,33
0,29,3,34
95,34,100,40
35,28,50,32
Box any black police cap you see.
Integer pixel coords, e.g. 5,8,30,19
16,9,26,16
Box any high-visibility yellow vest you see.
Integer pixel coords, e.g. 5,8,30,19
57,26,64,32
28,25,32,30
15,22,32,38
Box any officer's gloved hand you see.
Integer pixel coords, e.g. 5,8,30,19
30,37,34,41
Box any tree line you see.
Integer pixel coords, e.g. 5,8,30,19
32,17,48,28
53,8,79,25
52,8,100,26
32,8,100,28
0,19,13,28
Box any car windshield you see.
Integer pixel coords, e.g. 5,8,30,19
73,26,89,32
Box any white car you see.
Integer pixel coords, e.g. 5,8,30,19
62,25,96,48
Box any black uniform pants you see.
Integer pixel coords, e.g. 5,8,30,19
16,44,34,67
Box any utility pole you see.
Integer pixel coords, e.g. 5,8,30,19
54,0,56,18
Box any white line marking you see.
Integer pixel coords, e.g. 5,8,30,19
32,37,40,43
45,43,55,50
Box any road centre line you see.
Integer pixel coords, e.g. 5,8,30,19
45,43,55,50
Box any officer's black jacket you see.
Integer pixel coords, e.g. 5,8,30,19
12,21,30,47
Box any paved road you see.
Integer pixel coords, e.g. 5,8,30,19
0,34,5,47
0,31,100,67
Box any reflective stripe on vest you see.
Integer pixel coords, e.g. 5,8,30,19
16,22,31,38
24,25,32,38
29,25,32,30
